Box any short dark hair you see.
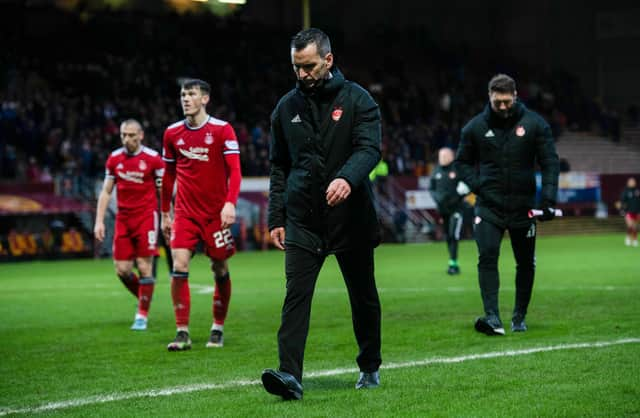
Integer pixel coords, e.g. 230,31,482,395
291,28,331,56
488,74,516,94
181,78,211,95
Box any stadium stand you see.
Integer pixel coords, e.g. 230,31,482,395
0,2,637,253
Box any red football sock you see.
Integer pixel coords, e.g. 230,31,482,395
213,273,232,326
171,272,190,328
137,277,156,317
119,272,139,298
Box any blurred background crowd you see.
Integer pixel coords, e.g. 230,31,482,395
1,2,633,195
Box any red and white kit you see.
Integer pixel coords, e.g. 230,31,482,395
105,146,165,259
162,116,241,259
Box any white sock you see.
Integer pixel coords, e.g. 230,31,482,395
212,323,224,332
135,313,147,320
177,326,189,333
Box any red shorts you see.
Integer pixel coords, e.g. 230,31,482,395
113,211,159,260
171,216,236,261
625,212,640,222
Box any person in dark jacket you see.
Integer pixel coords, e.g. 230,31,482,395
619,177,640,247
455,74,559,336
430,147,468,275
261,28,382,400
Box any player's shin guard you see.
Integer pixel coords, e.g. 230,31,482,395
213,272,231,326
118,272,139,298
137,277,156,318
171,272,190,328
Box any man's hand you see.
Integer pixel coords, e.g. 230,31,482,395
161,212,172,242
456,181,470,196
94,222,105,243
537,207,556,222
326,178,352,207
270,227,286,250
220,202,236,229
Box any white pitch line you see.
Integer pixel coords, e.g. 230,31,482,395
1,338,638,416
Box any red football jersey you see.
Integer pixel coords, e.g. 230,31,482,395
162,116,241,219
105,146,165,215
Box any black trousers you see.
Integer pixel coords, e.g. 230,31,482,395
443,211,464,260
277,245,382,382
474,218,536,319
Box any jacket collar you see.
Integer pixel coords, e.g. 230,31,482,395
296,67,345,98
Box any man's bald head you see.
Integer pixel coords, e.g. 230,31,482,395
438,147,455,166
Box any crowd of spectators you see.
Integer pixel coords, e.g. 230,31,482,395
0,4,624,194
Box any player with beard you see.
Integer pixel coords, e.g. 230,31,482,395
455,74,559,335
161,79,242,351
94,119,165,331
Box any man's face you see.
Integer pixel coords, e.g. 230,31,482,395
291,43,333,90
181,86,209,117
438,148,454,166
628,178,637,188
120,123,143,154
489,91,517,119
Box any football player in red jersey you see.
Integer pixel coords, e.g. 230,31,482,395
94,119,165,331
161,79,242,351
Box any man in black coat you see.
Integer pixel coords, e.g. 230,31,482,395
261,28,382,400
455,74,559,336
430,147,468,275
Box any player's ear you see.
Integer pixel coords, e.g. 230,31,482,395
202,94,210,106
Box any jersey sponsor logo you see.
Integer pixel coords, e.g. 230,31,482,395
484,130,495,137
117,171,144,184
117,163,124,170
225,140,239,150
205,132,214,144
177,138,185,145
291,114,302,123
179,147,210,162
139,160,147,171
516,126,526,137
449,171,457,179
332,107,343,122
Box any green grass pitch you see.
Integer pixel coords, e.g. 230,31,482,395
0,233,638,417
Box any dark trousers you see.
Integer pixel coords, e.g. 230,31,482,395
278,245,382,382
474,218,536,319
443,211,464,260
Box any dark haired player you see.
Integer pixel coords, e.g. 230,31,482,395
161,79,242,350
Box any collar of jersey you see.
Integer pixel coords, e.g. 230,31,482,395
125,146,143,157
184,115,210,131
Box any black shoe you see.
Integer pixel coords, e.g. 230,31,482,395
511,314,528,332
355,371,380,389
474,315,505,336
206,329,224,348
447,265,460,275
261,369,303,400
167,330,192,351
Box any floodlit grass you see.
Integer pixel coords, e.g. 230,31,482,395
0,234,638,417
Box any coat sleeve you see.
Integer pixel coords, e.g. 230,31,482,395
454,124,480,192
335,88,381,188
535,120,560,207
429,171,442,206
267,106,290,231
